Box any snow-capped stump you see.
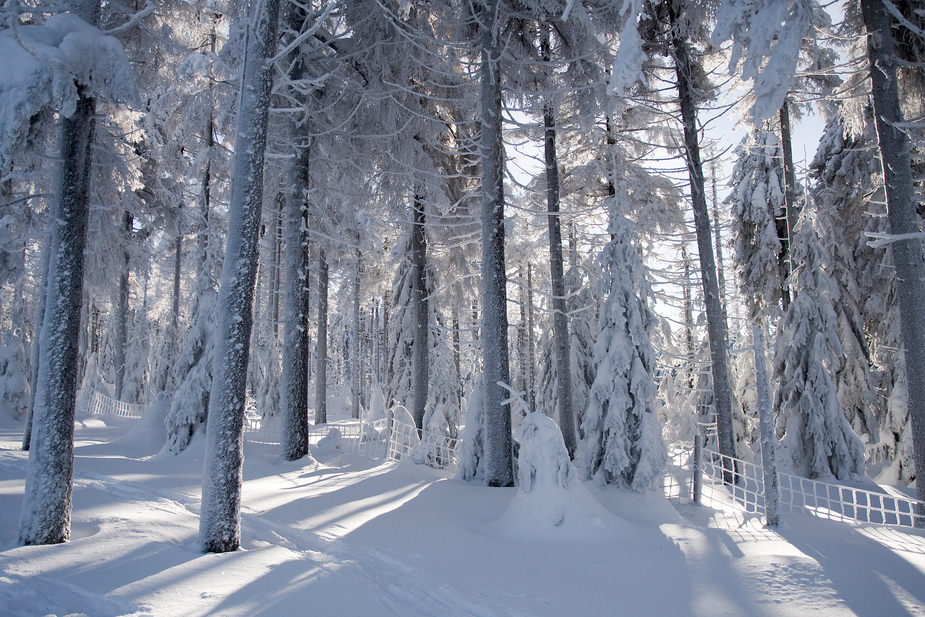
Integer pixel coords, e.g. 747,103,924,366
517,411,577,492
315,427,343,455
494,412,629,541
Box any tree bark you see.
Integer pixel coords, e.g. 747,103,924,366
351,256,362,420
114,211,132,401
411,194,429,430
315,248,329,425
19,91,95,545
526,262,536,412
544,105,577,457
778,100,798,309
668,0,736,466
861,0,925,509
478,0,513,487
199,0,281,553
280,104,311,460
22,240,51,451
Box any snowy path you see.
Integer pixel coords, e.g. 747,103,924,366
1,416,924,616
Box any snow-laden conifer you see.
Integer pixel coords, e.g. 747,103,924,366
773,210,865,481
566,247,598,440
581,208,665,491
0,330,30,420
727,130,786,323
164,259,217,454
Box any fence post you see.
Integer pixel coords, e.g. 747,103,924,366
386,408,395,461
693,433,703,506
753,325,781,527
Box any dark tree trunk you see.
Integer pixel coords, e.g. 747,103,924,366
861,0,925,510
778,100,798,309
478,0,513,487
280,89,311,460
544,105,577,457
315,248,329,425
411,194,429,430
114,211,132,401
19,90,95,545
668,0,736,466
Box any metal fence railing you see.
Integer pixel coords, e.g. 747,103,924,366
242,412,460,470
82,390,924,531
668,441,925,530
79,389,146,419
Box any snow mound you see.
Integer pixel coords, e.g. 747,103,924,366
494,413,630,541
315,427,343,455
367,384,387,422
110,394,168,458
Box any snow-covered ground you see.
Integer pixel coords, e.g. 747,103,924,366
1,408,924,617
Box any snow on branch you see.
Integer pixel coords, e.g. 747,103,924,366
103,0,157,35
865,230,925,248
880,0,925,39
0,13,138,169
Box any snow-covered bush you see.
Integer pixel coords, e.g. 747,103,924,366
0,331,29,420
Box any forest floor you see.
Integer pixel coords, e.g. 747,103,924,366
0,407,924,617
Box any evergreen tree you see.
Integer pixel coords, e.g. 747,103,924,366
727,129,787,324
773,209,866,481
581,207,666,491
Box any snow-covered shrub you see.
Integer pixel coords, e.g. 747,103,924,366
0,331,29,420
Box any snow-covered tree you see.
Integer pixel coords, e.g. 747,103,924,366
859,0,925,503
773,210,865,481
0,330,30,421
728,129,787,324
199,0,282,553
18,0,138,545
809,120,879,444
612,0,737,463
581,208,666,491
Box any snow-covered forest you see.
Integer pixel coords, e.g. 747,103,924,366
3,0,925,601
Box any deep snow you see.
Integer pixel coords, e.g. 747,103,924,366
1,408,924,617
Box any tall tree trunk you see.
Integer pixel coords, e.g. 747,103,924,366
351,256,362,420
452,303,462,425
383,290,391,401
271,195,283,337
280,56,311,460
861,0,925,509
526,262,536,412
22,240,51,451
544,105,577,457
18,0,98,541
114,211,132,401
315,248,328,424
778,99,798,309
411,194,429,430
710,160,729,324
478,0,513,487
172,217,182,329
199,0,281,553
669,0,736,465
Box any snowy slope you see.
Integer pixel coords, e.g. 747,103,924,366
1,413,924,617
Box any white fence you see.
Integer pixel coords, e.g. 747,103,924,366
83,388,923,530
667,442,925,529
243,412,460,469
79,389,146,419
